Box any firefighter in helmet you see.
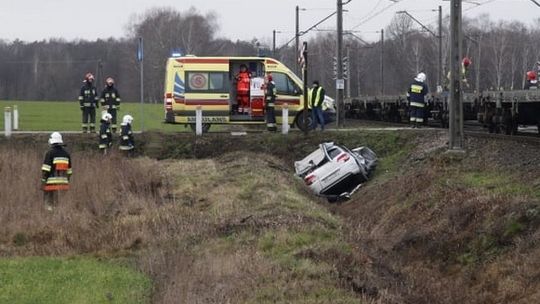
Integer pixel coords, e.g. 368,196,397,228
78,73,99,133
98,112,113,154
41,132,72,211
235,64,251,114
524,71,538,90
119,114,135,155
407,72,429,128
99,77,122,132
264,73,277,132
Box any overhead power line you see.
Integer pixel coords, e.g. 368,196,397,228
350,0,404,30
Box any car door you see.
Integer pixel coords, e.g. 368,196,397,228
271,72,302,113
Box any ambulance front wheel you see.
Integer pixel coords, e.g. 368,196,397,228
189,123,211,133
295,110,314,132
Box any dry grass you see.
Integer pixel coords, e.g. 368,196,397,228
0,139,364,303
3,131,539,304
334,135,540,304
0,144,172,256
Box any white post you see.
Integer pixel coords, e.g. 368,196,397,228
13,105,19,130
4,107,12,137
195,105,203,135
282,103,289,134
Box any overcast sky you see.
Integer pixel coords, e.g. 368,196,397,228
1,0,539,45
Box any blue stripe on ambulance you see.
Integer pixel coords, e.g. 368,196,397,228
174,73,185,98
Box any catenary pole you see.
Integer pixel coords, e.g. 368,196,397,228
336,0,344,128
449,0,464,150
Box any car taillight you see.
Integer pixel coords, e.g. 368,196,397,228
336,153,350,163
305,174,316,186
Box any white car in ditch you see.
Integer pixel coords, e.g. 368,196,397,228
294,142,377,201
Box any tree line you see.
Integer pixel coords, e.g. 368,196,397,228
1,7,539,102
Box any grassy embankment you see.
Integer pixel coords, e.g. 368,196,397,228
4,130,537,303
0,131,412,303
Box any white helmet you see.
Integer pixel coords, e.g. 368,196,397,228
48,132,63,145
102,112,113,121
415,72,426,83
122,114,134,125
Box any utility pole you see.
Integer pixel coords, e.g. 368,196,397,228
138,37,144,132
380,29,384,96
273,30,276,57
302,42,308,135
475,35,481,93
449,0,464,150
346,46,351,99
438,5,443,92
336,0,344,128
295,6,300,75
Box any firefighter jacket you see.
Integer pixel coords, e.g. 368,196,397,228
264,81,276,107
41,145,72,191
407,80,429,108
100,85,121,110
119,124,134,151
309,86,325,108
79,82,99,108
524,80,538,90
99,120,112,149
236,71,251,94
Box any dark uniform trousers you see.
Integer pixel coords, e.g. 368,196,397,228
79,83,98,133
265,82,277,132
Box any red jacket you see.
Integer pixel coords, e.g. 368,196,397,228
236,71,251,93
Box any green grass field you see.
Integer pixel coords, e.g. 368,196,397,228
0,257,151,304
0,100,185,132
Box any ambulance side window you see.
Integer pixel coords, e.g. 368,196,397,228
272,73,301,96
186,71,229,93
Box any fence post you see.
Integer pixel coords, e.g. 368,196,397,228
195,105,203,136
13,105,19,130
282,103,289,134
4,107,12,137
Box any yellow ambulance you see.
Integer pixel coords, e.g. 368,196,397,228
163,56,335,132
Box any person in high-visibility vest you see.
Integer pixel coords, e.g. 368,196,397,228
406,72,429,128
78,73,99,133
41,132,72,211
99,77,122,132
309,81,326,131
264,73,277,132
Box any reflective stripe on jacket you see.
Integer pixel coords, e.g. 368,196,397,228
42,146,72,191
406,80,428,108
308,86,325,108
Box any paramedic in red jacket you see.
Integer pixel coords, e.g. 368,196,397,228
235,64,251,114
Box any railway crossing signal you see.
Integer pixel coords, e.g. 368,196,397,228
332,56,348,80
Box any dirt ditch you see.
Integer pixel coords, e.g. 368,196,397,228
1,131,539,303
